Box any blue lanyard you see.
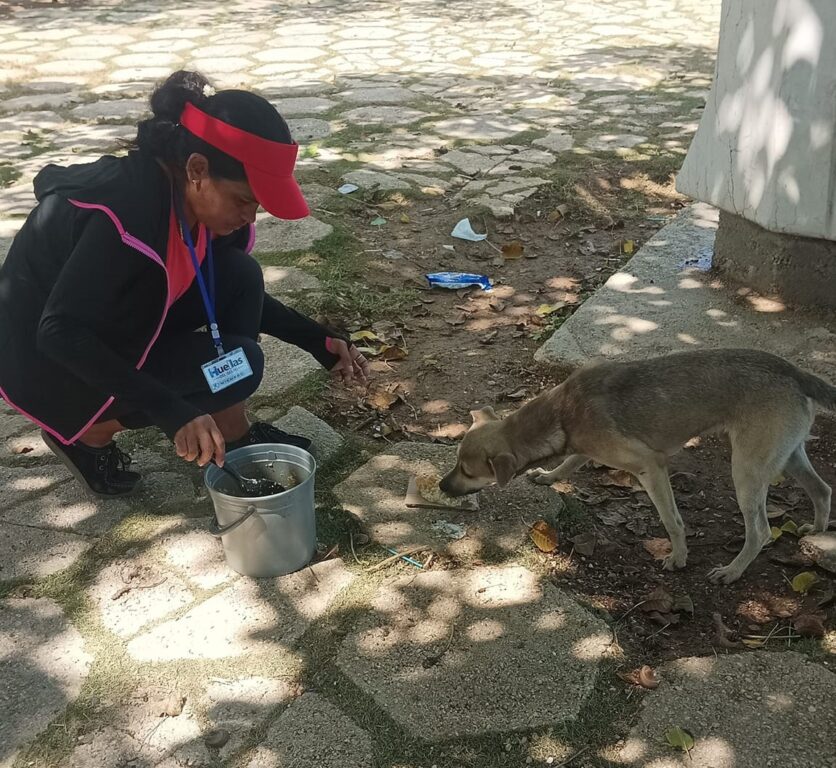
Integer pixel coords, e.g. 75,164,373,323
176,206,224,357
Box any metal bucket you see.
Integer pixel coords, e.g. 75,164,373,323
204,444,317,578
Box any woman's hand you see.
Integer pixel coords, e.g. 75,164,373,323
327,337,370,385
174,414,225,467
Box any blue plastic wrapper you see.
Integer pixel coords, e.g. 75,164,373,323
426,271,492,291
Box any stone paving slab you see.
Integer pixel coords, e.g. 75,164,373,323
5,478,132,536
337,565,610,741
127,558,354,661
333,442,560,559
260,338,321,401
88,556,194,638
244,693,374,768
536,204,836,382
800,532,836,574
616,652,836,768
274,406,344,464
160,519,237,590
65,688,210,768
0,521,89,582
262,265,322,301
251,214,333,254
3,428,53,460
203,676,296,760
0,463,67,508
1,597,92,768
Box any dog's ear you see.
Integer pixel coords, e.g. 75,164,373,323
470,406,498,427
489,453,517,487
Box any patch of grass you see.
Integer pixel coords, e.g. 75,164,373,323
503,127,548,146
0,162,20,187
255,225,420,323
249,369,329,414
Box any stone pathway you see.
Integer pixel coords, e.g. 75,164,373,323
3,2,833,768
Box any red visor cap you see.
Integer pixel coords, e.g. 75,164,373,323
180,101,309,220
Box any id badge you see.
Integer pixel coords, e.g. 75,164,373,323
201,347,254,393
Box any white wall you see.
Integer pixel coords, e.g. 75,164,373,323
676,0,836,241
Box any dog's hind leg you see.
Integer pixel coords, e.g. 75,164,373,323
784,442,831,533
709,432,777,584
635,461,687,571
528,454,589,485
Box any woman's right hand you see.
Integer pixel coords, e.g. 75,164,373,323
174,414,225,467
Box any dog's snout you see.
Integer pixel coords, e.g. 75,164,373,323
439,473,453,494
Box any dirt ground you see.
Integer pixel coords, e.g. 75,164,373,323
305,161,836,663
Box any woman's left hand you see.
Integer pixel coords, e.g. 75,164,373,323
327,337,370,385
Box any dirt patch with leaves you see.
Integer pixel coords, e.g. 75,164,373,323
286,153,836,666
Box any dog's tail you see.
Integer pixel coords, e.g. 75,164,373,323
795,370,836,410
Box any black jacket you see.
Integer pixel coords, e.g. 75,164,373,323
0,151,339,443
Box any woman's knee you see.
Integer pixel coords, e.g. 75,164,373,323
217,247,264,294
228,336,264,400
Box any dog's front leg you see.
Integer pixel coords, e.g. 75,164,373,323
636,463,687,570
528,454,589,485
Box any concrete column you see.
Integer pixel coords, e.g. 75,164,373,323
676,0,836,309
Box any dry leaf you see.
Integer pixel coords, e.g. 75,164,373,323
479,331,498,345
535,302,565,317
507,388,527,400
350,330,382,343
159,692,186,717
400,213,410,223
501,241,525,259
598,509,627,526
529,520,559,553
641,587,674,614
367,388,399,411
619,665,659,689
791,571,817,594
741,637,765,648
643,538,672,561
647,611,680,626
622,239,635,255
712,612,742,649
671,594,695,615
379,344,408,361
793,614,826,638
570,532,597,557
604,469,639,490
446,314,467,326
548,204,569,222
665,727,695,752
489,299,506,312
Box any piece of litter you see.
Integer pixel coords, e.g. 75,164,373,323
622,239,634,255
426,272,492,291
442,244,455,251
383,249,404,260
432,520,467,540
384,547,425,569
338,183,359,194
370,216,387,227
451,217,488,241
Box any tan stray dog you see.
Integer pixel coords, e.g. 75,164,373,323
440,349,835,584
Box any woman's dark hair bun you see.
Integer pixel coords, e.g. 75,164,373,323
149,70,211,123
132,69,291,184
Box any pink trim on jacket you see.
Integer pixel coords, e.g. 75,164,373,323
0,200,170,445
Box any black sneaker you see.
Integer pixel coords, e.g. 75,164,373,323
41,431,141,497
226,421,313,454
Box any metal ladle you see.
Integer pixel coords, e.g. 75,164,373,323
211,460,286,498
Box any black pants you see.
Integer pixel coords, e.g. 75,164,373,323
100,247,265,429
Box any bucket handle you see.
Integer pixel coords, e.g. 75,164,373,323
209,505,258,538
